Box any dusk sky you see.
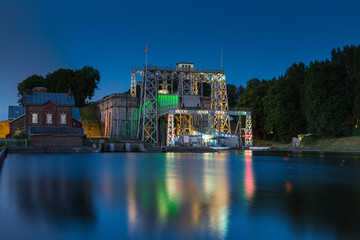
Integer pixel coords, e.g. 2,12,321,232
1,0,360,120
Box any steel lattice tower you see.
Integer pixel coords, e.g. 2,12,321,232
137,68,159,143
131,63,251,145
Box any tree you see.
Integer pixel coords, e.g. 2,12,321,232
331,45,360,131
226,84,240,108
305,60,352,137
17,66,100,107
17,75,45,104
264,76,299,142
73,66,101,106
263,62,307,142
237,78,273,139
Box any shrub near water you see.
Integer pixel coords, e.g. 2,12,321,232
301,135,318,146
13,131,28,139
80,104,102,138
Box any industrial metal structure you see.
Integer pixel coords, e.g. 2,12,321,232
130,62,253,147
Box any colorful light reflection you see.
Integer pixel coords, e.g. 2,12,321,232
244,150,255,201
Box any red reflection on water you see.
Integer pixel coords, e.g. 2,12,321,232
244,150,255,200
285,181,293,195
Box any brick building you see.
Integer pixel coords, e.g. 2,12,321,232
8,87,84,147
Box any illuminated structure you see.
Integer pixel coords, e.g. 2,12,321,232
131,62,253,146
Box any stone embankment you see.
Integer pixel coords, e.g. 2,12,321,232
0,147,8,170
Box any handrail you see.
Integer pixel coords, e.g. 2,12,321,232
132,66,225,74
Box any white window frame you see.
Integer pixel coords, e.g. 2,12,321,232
32,113,38,124
46,113,52,124
60,113,67,124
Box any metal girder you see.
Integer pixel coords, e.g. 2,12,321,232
175,114,192,137
192,73,202,95
245,115,253,146
167,113,174,146
138,68,158,143
207,114,214,135
234,116,244,148
210,73,231,134
159,71,169,94
178,72,193,96
131,73,136,97
130,69,143,97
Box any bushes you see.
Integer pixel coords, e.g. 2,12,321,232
13,131,28,139
301,135,318,146
353,127,360,136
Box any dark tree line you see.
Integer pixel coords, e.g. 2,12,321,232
236,45,360,142
17,66,100,107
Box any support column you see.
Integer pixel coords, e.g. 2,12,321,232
245,114,253,146
167,113,174,146
138,69,159,144
131,72,137,97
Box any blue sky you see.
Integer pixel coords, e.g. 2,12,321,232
1,0,360,120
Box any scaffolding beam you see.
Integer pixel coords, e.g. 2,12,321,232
138,68,159,143
245,115,253,146
167,113,174,146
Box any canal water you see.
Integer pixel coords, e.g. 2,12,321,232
0,151,360,239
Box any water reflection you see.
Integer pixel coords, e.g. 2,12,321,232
244,150,255,201
3,152,360,239
126,153,230,239
7,156,95,226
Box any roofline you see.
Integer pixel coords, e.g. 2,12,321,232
97,93,136,104
23,92,75,106
72,118,83,124
42,100,57,105
23,103,73,107
9,115,25,124
30,133,84,137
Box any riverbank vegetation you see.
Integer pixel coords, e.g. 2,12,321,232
80,104,102,138
256,136,360,150
236,44,360,143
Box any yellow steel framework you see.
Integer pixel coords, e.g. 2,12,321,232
132,65,233,144
167,113,175,146
175,113,192,136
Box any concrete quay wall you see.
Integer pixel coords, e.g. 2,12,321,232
8,146,99,153
100,142,146,152
0,147,8,170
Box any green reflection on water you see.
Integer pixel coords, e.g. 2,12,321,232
125,152,235,239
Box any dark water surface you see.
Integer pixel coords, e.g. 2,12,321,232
1,151,360,240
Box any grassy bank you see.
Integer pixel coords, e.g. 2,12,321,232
306,136,360,149
255,136,360,151
254,139,290,148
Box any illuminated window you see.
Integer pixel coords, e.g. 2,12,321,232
32,113,38,124
46,114,52,124
60,114,66,124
